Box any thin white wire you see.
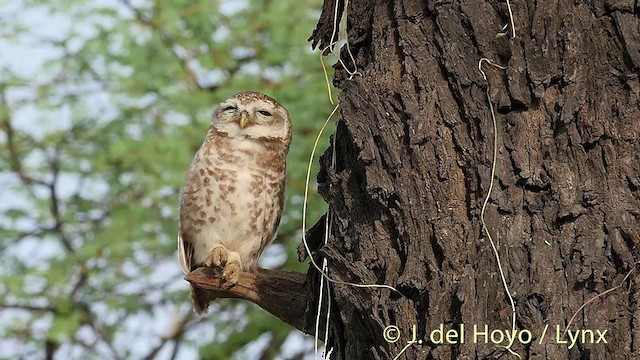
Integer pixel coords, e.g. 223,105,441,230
321,120,339,359
323,271,332,358
314,258,328,359
478,58,520,359
506,0,516,38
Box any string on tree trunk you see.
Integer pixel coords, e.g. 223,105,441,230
564,263,639,338
478,57,520,359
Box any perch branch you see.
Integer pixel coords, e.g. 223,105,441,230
185,267,321,337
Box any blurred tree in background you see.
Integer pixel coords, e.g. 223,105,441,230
0,0,332,358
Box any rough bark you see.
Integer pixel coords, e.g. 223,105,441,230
305,0,640,359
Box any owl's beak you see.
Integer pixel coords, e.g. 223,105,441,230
239,114,249,129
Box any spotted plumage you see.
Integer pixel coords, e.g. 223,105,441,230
178,91,291,314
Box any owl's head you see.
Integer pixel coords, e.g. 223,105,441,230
212,92,291,145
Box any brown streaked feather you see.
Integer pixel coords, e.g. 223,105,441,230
191,285,216,315
178,231,217,314
177,231,193,275
256,173,287,261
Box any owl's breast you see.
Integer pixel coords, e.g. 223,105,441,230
179,137,285,267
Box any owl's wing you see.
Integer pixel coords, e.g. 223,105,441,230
177,231,193,275
260,175,288,255
178,149,202,276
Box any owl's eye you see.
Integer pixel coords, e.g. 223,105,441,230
257,110,272,117
222,105,237,113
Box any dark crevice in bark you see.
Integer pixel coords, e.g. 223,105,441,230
430,224,445,271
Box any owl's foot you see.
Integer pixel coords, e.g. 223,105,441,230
220,251,242,288
205,245,228,268
221,261,241,288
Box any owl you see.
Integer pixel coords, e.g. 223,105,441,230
178,91,291,315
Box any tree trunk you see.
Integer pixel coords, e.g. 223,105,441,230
306,0,640,359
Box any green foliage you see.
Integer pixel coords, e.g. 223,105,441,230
0,0,334,358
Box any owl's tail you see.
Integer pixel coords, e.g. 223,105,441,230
191,285,217,315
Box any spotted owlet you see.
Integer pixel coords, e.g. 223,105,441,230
178,92,291,315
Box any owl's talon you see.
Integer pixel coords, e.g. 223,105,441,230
205,246,228,268
221,261,241,288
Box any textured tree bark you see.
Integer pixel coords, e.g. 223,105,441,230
305,0,640,359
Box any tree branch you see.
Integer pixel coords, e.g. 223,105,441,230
184,267,320,338
0,92,49,188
